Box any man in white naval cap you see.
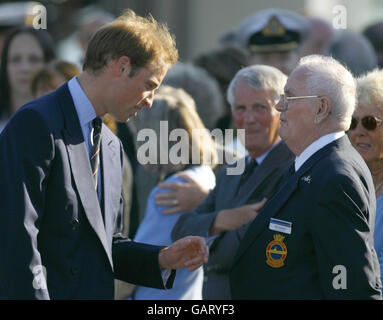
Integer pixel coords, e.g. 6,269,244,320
220,8,310,75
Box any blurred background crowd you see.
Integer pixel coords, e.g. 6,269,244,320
1,0,383,299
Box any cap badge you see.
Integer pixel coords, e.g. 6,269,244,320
261,16,286,37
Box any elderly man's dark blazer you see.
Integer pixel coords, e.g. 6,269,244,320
0,84,173,300
230,136,382,299
171,141,294,299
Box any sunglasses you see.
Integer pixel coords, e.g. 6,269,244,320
349,116,383,131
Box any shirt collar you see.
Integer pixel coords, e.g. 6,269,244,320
67,76,98,127
294,131,345,172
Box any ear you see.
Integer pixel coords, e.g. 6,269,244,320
314,97,331,124
115,56,132,76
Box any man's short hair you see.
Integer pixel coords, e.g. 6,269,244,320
297,55,356,129
227,64,287,111
83,9,178,73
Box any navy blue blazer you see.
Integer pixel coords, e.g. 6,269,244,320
0,84,173,299
230,136,382,299
171,141,294,299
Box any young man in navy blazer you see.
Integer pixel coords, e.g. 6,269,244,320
0,10,208,300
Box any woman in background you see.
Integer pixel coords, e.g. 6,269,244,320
349,68,383,284
0,27,55,132
31,60,79,98
130,86,217,300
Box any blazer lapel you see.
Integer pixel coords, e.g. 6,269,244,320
233,136,349,265
101,131,120,252
57,84,113,270
236,142,291,205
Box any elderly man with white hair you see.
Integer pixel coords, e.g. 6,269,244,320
171,64,294,299
230,55,382,299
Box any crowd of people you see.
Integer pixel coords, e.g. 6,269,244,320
1,3,383,300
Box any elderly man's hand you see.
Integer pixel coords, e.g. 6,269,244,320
155,173,210,214
209,198,267,236
158,236,209,271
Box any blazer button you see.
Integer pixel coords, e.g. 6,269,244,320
71,267,79,275
70,219,79,230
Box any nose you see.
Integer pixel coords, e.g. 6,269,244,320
275,98,284,112
243,108,256,124
348,118,366,143
19,59,31,73
143,91,155,108
350,120,364,134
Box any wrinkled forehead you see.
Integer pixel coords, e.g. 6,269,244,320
285,67,307,93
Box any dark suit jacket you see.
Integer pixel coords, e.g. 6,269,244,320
0,84,173,300
171,141,294,299
230,136,382,299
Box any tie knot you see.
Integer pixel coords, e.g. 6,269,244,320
92,117,102,130
247,157,257,169
243,157,257,179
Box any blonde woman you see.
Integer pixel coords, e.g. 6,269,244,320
131,86,217,300
349,68,383,284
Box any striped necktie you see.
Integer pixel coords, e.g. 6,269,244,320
240,157,257,184
236,157,258,195
90,117,102,190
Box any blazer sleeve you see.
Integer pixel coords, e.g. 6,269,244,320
112,238,175,289
309,173,382,299
112,144,175,289
0,109,54,299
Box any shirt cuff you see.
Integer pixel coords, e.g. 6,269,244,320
161,268,172,289
206,234,220,247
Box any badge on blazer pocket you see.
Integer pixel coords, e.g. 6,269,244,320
266,234,287,268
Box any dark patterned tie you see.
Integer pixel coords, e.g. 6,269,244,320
90,117,102,190
240,157,258,184
236,157,258,195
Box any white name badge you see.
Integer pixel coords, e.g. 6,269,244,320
269,218,292,235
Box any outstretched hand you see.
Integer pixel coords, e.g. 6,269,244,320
158,236,209,272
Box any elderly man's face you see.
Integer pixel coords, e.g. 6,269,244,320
232,78,280,158
275,68,318,155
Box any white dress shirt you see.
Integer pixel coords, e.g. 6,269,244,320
294,131,345,172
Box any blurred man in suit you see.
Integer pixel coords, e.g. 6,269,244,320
220,8,310,75
0,9,208,300
171,65,294,299
230,55,382,299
